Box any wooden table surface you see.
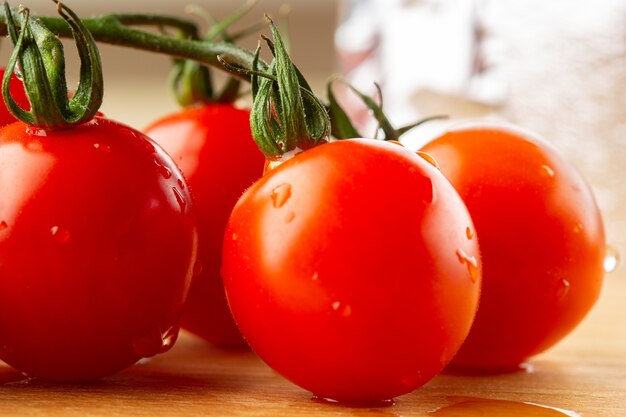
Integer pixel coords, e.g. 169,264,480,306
0,266,624,417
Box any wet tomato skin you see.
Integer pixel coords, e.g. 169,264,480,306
222,139,481,402
145,104,264,347
421,124,605,370
0,117,198,381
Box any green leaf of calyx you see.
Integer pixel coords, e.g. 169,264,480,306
248,17,330,158
2,1,103,129
326,78,361,139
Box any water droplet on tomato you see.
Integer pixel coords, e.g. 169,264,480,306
50,226,70,244
573,223,583,234
556,278,571,300
93,142,111,153
26,127,47,137
193,260,203,277
24,138,44,152
271,183,292,208
540,164,555,177
416,150,440,170
160,326,179,353
232,233,238,241
311,272,319,281
331,301,352,317
456,249,479,283
132,326,179,358
604,246,620,273
285,211,295,223
177,179,185,190
172,187,186,211
0,221,7,232
466,227,474,240
155,159,172,179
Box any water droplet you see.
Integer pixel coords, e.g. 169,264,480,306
155,159,172,179
232,233,238,241
132,326,179,358
573,223,583,234
0,221,7,232
416,150,440,170
93,142,111,153
430,397,580,417
466,227,474,240
331,301,352,317
177,179,185,190
172,187,186,211
50,225,70,244
193,260,203,277
160,326,179,353
271,183,292,208
26,128,47,137
285,211,295,223
311,272,319,281
24,138,44,152
540,164,555,177
556,278,570,300
456,249,479,283
604,245,620,273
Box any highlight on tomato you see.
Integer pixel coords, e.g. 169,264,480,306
421,121,605,371
220,20,481,402
0,3,197,381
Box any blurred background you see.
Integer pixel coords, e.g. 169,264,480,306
2,0,624,263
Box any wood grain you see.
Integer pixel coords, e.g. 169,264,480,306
0,271,624,417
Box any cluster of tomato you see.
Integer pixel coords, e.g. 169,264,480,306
0,4,606,405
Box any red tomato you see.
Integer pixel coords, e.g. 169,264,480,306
421,123,605,370
145,104,264,347
0,68,29,127
0,116,198,381
222,139,481,402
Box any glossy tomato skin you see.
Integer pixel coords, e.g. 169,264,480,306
145,104,264,347
421,125,605,370
0,69,29,127
222,139,481,402
0,117,198,381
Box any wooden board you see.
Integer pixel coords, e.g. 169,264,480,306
0,270,624,417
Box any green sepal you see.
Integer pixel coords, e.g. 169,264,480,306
396,115,448,136
247,17,330,158
326,78,361,139
329,78,448,141
2,1,103,129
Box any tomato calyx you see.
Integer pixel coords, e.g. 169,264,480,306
2,1,103,129
220,16,330,159
327,78,447,141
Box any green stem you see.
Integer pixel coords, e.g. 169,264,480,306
0,12,267,77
